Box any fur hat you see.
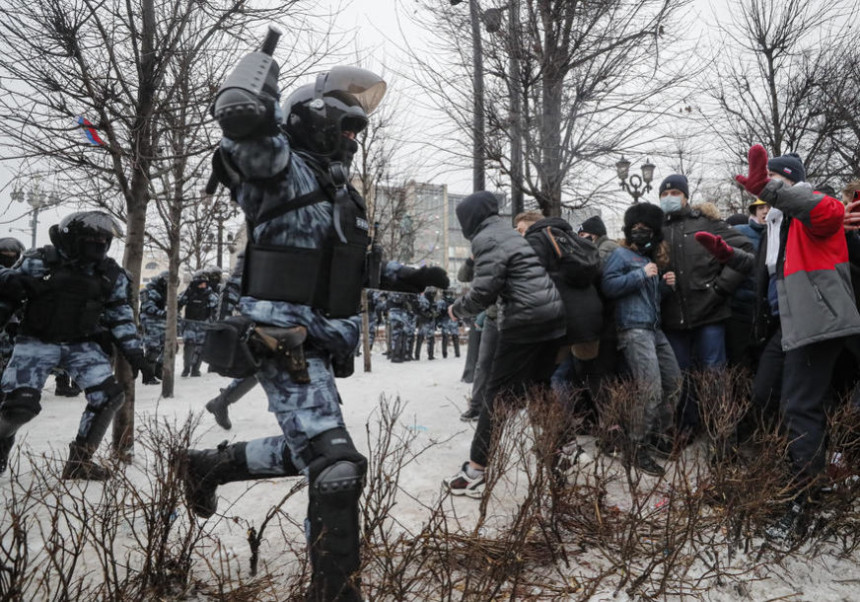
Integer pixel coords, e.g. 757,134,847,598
623,202,665,241
658,174,689,199
767,153,805,183
578,215,607,237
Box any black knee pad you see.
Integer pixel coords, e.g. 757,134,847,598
83,377,125,413
0,387,41,425
306,428,367,597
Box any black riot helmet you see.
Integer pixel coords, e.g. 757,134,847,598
283,67,386,166
0,237,25,268
151,270,169,295
49,211,123,263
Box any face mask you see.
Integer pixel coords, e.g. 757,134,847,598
80,240,109,262
660,194,684,214
339,136,359,168
629,230,654,253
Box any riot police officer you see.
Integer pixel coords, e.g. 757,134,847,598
0,237,25,376
178,271,218,377
181,34,447,601
140,270,168,382
415,288,437,360
0,212,156,478
437,290,461,358
386,292,411,363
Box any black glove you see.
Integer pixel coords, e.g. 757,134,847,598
396,265,450,293
127,351,160,385
0,272,36,302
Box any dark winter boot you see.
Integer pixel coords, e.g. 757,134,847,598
55,373,82,397
764,498,808,545
180,441,299,519
629,446,665,477
181,345,192,377
427,338,435,360
441,333,448,358
62,441,110,481
204,377,257,430
0,435,14,474
414,335,423,360
453,337,461,358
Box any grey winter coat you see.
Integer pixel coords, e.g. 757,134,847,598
451,192,565,342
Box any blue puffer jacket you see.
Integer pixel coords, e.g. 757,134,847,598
601,246,668,331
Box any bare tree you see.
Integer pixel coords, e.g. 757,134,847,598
404,0,694,216
706,0,857,181
0,0,308,451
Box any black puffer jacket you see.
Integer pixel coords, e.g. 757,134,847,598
452,192,565,342
524,217,603,344
661,205,755,330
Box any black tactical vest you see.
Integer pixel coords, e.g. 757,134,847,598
22,248,120,343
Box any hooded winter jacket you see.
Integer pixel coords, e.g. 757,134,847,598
523,217,603,344
661,205,754,330
452,192,565,342
757,180,860,350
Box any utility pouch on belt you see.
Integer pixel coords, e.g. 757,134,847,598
202,316,261,378
253,325,310,384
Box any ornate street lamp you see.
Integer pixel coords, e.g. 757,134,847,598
616,157,655,204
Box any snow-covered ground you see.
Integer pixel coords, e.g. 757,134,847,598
4,347,860,600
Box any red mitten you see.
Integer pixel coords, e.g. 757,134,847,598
734,144,770,197
695,231,733,263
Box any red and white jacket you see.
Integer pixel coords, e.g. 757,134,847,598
760,180,860,350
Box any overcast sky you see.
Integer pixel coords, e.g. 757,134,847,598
0,0,730,247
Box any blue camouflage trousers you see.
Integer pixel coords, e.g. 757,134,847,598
141,317,166,358
0,336,116,440
243,357,346,476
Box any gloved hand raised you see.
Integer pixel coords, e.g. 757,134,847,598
735,144,771,197
127,351,160,385
395,265,450,293
0,272,36,302
695,232,734,264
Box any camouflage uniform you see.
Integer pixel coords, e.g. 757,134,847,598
140,276,167,375
0,231,152,478
178,278,218,377
415,292,437,360
386,292,410,363
436,295,461,358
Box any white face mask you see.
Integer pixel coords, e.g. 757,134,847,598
660,194,684,214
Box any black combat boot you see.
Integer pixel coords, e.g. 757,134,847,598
55,373,82,397
0,435,14,474
181,441,300,519
62,441,110,480
414,335,423,360
453,337,461,358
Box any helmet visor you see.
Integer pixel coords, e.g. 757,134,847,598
323,66,387,115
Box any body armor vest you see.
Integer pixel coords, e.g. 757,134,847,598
22,250,118,342
183,290,211,321
242,165,380,319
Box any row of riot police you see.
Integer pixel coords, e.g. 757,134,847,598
0,216,158,480
139,267,221,380
378,288,461,363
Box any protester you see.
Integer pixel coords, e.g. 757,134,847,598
736,146,860,542
601,203,680,475
442,192,565,498
658,174,754,442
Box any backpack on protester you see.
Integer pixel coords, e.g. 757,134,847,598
543,227,600,288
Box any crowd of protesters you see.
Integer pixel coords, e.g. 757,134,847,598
441,150,860,544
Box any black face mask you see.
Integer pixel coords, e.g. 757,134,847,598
629,230,655,254
80,240,109,262
0,254,18,268
339,136,359,168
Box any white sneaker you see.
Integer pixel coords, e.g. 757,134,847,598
442,462,485,498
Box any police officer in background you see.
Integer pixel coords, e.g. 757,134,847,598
414,288,437,360
181,32,447,602
0,211,157,478
437,290,461,358
0,237,25,376
178,271,219,377
140,270,168,383
386,292,411,363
